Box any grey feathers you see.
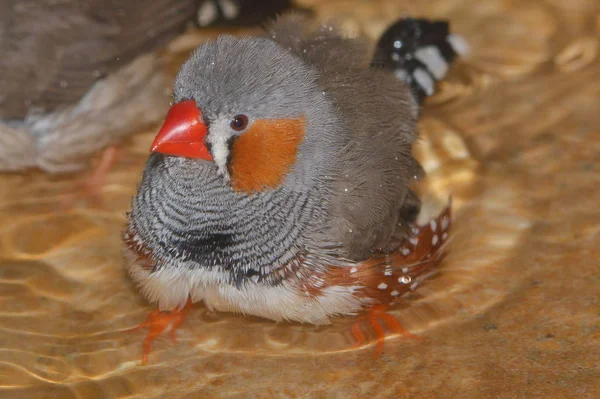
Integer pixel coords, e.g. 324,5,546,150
174,34,322,124
265,14,421,259
0,0,200,172
128,153,322,288
128,14,426,288
0,54,168,172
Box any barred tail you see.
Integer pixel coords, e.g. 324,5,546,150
371,18,469,104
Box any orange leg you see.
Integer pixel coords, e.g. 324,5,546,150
351,320,367,348
60,145,120,209
351,304,422,357
128,299,192,365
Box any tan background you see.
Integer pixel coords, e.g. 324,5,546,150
1,0,599,397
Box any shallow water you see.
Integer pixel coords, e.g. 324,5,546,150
1,0,599,397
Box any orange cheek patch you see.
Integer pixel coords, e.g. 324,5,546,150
229,117,306,193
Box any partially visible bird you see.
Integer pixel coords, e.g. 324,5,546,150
123,14,466,364
195,0,309,29
0,0,198,174
0,0,299,185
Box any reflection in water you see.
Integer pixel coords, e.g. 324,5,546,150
1,0,599,397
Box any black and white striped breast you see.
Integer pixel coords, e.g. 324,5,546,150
127,153,319,287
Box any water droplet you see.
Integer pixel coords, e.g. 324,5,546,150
400,276,412,284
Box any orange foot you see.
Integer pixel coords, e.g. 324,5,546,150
351,304,422,357
128,299,192,365
60,145,120,209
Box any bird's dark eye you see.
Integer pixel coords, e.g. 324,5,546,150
230,114,248,131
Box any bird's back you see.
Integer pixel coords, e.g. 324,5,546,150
265,15,422,260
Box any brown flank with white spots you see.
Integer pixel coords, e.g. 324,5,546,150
297,201,452,305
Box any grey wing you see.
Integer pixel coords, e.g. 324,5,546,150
266,14,423,260
323,67,422,260
0,0,197,119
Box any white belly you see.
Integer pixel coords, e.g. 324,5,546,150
124,248,365,325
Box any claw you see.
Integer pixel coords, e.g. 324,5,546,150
351,320,367,348
351,304,421,357
128,299,192,365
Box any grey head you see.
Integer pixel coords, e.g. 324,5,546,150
172,34,343,185
127,35,345,287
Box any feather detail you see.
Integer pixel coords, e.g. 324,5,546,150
298,199,452,305
371,18,468,104
0,0,199,119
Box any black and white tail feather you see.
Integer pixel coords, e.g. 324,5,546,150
371,18,469,105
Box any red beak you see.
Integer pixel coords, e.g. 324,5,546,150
151,100,213,160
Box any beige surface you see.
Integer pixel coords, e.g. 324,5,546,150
1,0,599,397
